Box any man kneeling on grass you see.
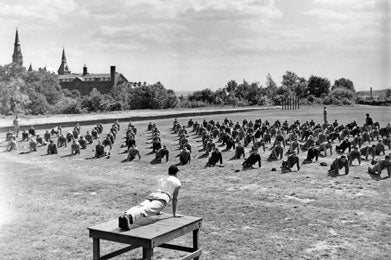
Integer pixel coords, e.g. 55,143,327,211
119,165,182,230
368,155,390,178
242,147,261,168
328,155,349,177
281,152,300,173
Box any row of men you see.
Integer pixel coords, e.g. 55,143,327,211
169,117,390,177
5,116,391,178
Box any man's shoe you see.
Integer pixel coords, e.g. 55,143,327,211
118,214,131,231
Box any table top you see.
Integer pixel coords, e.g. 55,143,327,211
88,214,202,240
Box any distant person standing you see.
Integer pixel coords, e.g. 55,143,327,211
365,114,373,128
323,107,328,125
13,115,20,138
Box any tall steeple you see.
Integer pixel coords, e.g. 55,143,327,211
12,28,23,66
28,63,33,72
57,47,71,75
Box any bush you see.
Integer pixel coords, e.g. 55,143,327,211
51,97,82,114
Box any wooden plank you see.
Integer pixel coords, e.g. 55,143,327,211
88,215,202,233
88,215,202,255
93,238,100,260
143,247,154,260
89,216,202,240
178,249,202,260
99,244,140,260
193,229,200,260
89,229,150,248
152,222,201,247
158,243,195,253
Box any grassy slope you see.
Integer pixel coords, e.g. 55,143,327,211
0,106,390,260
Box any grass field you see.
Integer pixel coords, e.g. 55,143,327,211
0,105,390,260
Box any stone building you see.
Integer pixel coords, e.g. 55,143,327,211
57,49,128,95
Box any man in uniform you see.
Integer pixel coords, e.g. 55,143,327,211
234,142,245,159
365,113,374,128
267,142,283,161
323,106,328,125
71,139,81,155
360,145,376,161
85,131,93,144
47,139,58,154
242,148,261,168
303,144,319,164
21,129,29,141
155,145,169,163
368,155,390,178
207,148,223,167
328,156,349,177
94,140,105,158
127,145,141,161
29,138,37,152
13,115,20,137
6,137,17,151
281,152,300,173
336,138,351,154
102,135,113,150
57,134,67,148
79,136,87,149
179,148,191,165
44,130,51,143
347,146,361,165
319,140,332,157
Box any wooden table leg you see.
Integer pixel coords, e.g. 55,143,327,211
193,228,199,260
143,247,154,260
93,238,100,260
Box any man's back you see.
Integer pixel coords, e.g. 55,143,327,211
156,175,181,201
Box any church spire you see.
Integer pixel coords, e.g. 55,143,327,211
57,47,71,75
12,28,23,66
28,63,33,72
15,28,20,45
61,47,66,61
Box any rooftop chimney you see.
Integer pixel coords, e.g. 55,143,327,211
83,64,88,76
110,66,116,83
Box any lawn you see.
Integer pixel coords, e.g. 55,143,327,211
0,105,390,260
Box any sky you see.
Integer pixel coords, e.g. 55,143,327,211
0,0,389,92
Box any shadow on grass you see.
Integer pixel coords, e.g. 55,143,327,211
197,153,208,159
19,151,34,154
145,151,155,155
242,166,259,171
150,159,162,165
61,154,75,158
368,172,388,181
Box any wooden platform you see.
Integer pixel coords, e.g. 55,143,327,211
88,214,202,260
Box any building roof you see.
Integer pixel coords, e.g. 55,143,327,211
58,73,113,82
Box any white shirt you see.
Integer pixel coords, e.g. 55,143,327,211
156,175,181,200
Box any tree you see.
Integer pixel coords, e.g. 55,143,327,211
292,77,308,98
225,80,238,95
281,71,298,89
265,73,278,98
307,75,330,97
332,78,355,92
24,69,62,105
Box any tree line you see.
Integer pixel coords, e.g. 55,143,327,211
0,63,389,115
